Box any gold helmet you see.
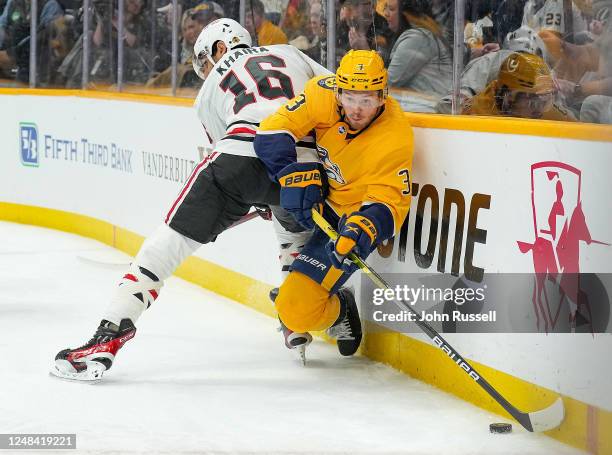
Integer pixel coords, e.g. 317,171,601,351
497,52,554,95
335,50,387,95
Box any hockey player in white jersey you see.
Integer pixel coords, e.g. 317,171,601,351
52,19,330,382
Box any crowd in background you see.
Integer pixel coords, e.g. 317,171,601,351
0,0,610,123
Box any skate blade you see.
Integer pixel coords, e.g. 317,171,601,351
297,345,307,366
49,361,106,384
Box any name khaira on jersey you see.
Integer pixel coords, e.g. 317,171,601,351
316,143,346,184
215,47,270,76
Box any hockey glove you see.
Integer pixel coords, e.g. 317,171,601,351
326,212,378,273
277,162,324,229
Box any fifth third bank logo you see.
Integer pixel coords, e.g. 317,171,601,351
20,122,39,167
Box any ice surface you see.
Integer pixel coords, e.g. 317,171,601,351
0,222,583,454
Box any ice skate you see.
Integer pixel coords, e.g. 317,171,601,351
270,287,312,365
327,288,362,356
277,320,312,365
51,319,136,382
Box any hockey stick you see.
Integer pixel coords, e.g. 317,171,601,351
312,209,565,433
77,210,269,267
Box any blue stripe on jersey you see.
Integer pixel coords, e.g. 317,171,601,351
360,203,395,242
253,133,297,180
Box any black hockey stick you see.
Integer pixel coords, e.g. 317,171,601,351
312,209,564,432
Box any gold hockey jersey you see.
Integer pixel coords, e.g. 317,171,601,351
256,75,414,236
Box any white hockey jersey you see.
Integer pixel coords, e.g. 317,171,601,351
522,0,587,35
194,44,331,157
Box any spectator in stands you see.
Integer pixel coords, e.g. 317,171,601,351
57,0,152,87
577,0,612,122
90,0,152,83
213,0,238,19
150,1,222,76
590,3,610,37
384,0,453,104
92,0,148,50
534,3,593,75
437,25,553,113
0,0,17,77
462,51,575,120
288,0,325,64
0,0,64,83
41,13,77,86
492,0,527,45
146,4,213,89
180,3,215,62
432,0,454,44
465,0,496,49
534,0,611,118
156,1,223,26
337,0,393,62
580,94,612,121
245,0,288,45
261,0,288,25
0,0,11,49
280,0,308,40
522,0,588,39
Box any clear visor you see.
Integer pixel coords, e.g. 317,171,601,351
338,90,383,109
192,49,213,81
515,91,554,112
193,50,209,70
527,92,553,111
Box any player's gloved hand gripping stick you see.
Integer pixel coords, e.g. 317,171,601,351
312,208,565,433
277,162,325,229
326,212,378,273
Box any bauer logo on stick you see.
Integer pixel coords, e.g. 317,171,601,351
490,423,512,433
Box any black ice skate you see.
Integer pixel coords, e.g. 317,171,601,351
51,319,136,382
327,288,362,356
270,288,312,365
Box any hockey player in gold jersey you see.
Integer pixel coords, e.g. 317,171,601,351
462,52,574,121
254,50,414,357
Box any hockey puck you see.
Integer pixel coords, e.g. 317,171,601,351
489,423,512,434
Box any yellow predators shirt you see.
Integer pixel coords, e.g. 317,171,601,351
258,75,414,235
257,20,288,46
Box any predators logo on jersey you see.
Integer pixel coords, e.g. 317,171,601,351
317,76,336,90
316,144,346,184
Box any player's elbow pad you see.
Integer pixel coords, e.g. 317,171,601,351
253,132,298,179
360,203,395,242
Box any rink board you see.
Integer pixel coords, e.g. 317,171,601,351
1,89,612,453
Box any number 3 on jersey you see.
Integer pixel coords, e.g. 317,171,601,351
219,55,295,114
